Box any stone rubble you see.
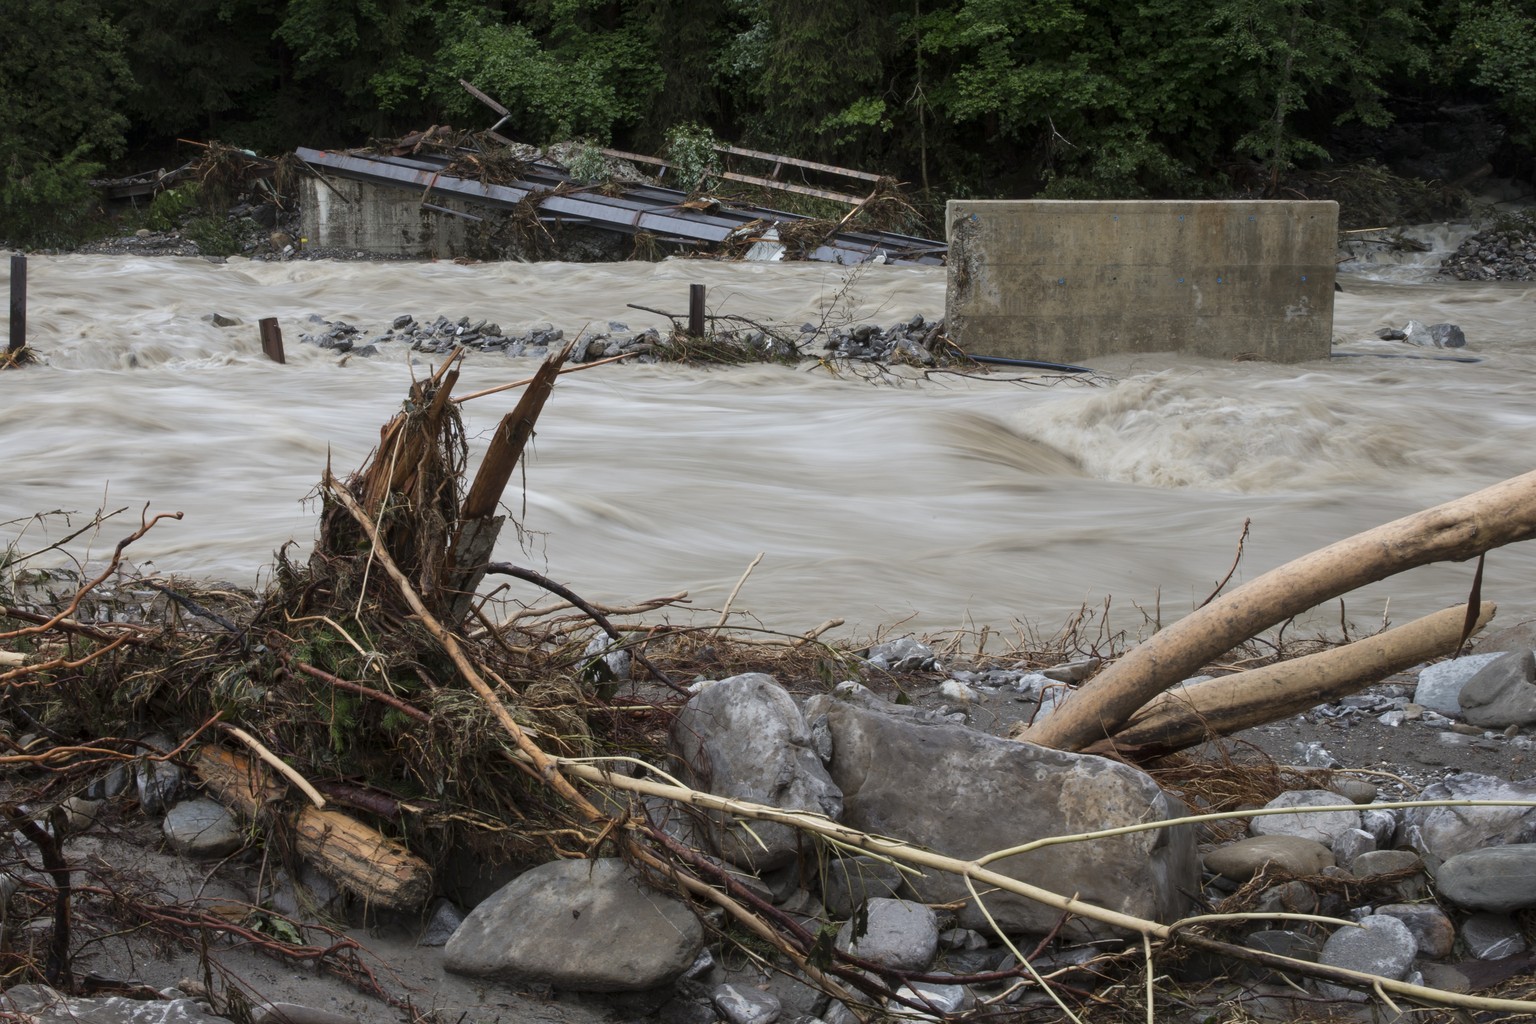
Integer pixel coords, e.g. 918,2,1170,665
289,312,955,367
8,637,1536,1023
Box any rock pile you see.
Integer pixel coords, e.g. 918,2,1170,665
1442,211,1536,281
8,638,1536,1022
293,312,953,366
1374,320,1467,348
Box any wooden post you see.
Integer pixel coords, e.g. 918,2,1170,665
258,316,286,364
688,283,706,338
8,253,25,353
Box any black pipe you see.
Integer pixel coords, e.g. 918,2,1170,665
1331,352,1483,364
967,353,1097,373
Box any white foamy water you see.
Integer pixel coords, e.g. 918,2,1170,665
3,251,1535,640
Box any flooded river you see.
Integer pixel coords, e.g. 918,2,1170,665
3,247,1534,642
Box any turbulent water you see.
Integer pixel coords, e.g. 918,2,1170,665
3,246,1534,642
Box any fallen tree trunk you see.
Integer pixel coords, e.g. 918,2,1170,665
193,746,433,911
1022,470,1536,752
1077,601,1495,760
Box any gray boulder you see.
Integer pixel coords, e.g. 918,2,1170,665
1457,649,1536,728
1414,653,1504,716
1430,323,1467,348
1461,911,1528,959
1,985,227,1023
1205,835,1334,881
1374,903,1455,959
670,674,843,871
1433,844,1536,912
812,694,1198,938
1316,915,1417,1001
1249,790,1362,848
712,984,782,1024
162,798,244,858
819,854,904,917
834,897,938,971
444,858,704,992
1399,772,1536,867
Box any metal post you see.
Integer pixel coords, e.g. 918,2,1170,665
8,253,25,353
688,283,706,338
258,317,286,364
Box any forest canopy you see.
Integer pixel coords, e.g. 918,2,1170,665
1,0,1531,243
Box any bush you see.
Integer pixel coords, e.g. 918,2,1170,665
0,149,104,247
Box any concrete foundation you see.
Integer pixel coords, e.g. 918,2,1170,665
945,200,1337,364
300,177,473,258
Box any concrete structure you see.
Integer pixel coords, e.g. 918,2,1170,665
945,200,1337,364
301,176,472,258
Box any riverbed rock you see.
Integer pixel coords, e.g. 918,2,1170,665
444,857,704,992
1205,835,1334,881
1430,323,1467,348
1433,844,1536,912
1413,652,1504,716
819,854,904,917
1249,790,1362,848
1374,903,1456,958
711,984,781,1024
833,897,938,971
1457,648,1536,728
669,673,842,871
1349,849,1427,901
1,985,228,1023
810,692,1198,938
1316,915,1417,1001
1398,772,1536,867
1460,911,1528,959
161,797,244,858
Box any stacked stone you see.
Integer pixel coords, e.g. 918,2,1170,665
1443,212,1536,281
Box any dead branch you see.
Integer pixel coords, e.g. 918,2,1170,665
1024,469,1536,751
484,562,685,695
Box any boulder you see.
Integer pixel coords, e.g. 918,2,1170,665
162,798,244,858
0,985,227,1024
833,897,938,971
712,984,781,1024
1398,772,1536,867
811,693,1198,938
1249,790,1362,848
1316,915,1417,1001
1461,911,1528,959
1433,844,1536,912
670,674,843,871
1374,903,1455,959
1330,828,1376,869
1457,649,1536,728
444,858,704,992
819,854,904,917
1414,653,1504,717
1205,835,1334,881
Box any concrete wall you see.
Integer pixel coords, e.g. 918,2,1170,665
300,177,473,258
945,200,1337,364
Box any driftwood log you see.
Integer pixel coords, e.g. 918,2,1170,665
1074,601,1495,760
193,746,433,911
1023,470,1536,752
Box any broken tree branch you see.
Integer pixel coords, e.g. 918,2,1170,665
1074,601,1496,760
1023,469,1536,751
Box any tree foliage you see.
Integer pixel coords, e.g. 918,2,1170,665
2,0,1532,240
0,0,133,244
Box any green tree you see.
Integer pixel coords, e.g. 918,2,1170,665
1210,0,1429,191
925,0,1233,195
0,0,133,244
106,0,280,143
429,0,660,143
1447,0,1536,149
